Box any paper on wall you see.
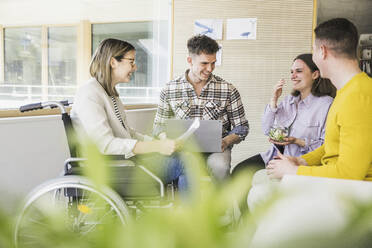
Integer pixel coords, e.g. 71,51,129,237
194,19,223,40
226,18,257,40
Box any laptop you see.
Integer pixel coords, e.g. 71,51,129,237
165,119,222,153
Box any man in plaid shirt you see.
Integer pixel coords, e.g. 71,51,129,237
153,35,249,180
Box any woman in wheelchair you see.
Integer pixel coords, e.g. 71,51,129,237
14,39,186,245
70,38,187,192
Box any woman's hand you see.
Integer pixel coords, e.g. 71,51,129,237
270,79,285,109
272,154,308,167
266,152,299,179
157,139,177,156
133,139,177,156
269,137,305,147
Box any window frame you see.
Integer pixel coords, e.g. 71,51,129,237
0,24,4,84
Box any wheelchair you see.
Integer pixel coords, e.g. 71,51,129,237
14,101,177,247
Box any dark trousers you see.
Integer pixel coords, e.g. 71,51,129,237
231,154,265,176
231,144,285,176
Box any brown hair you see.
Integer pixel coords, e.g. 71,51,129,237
187,35,220,55
291,53,336,98
89,38,135,96
314,18,358,59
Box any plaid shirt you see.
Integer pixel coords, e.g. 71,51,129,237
153,70,249,141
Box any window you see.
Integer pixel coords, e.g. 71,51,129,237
0,2,171,109
92,21,170,104
0,26,77,109
3,27,42,107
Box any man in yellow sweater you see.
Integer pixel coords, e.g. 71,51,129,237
266,18,372,180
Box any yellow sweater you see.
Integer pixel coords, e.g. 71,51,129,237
297,72,372,180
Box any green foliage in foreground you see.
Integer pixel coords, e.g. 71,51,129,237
4,142,372,248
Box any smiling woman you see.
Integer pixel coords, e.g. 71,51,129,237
231,53,336,214
111,50,137,85
70,38,189,192
232,53,336,182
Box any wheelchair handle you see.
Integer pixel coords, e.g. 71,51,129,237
20,100,70,114
64,157,87,174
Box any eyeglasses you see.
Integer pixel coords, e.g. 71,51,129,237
122,58,136,66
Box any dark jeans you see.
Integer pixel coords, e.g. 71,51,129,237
231,145,285,176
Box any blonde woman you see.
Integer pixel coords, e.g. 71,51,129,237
71,38,187,191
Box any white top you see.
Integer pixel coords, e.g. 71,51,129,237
71,78,148,158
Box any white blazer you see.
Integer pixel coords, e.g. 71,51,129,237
71,78,147,158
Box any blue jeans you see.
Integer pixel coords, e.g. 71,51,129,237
132,153,188,192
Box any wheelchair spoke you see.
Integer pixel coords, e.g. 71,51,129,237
15,177,130,247
27,217,49,227
81,207,116,235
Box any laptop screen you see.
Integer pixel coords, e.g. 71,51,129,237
165,119,222,153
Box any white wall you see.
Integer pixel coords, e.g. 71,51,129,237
0,108,156,208
0,115,69,207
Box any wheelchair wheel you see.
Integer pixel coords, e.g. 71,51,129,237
14,176,130,248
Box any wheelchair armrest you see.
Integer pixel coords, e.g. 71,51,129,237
64,155,126,169
64,156,136,175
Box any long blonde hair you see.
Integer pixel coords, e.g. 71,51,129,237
89,38,135,96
